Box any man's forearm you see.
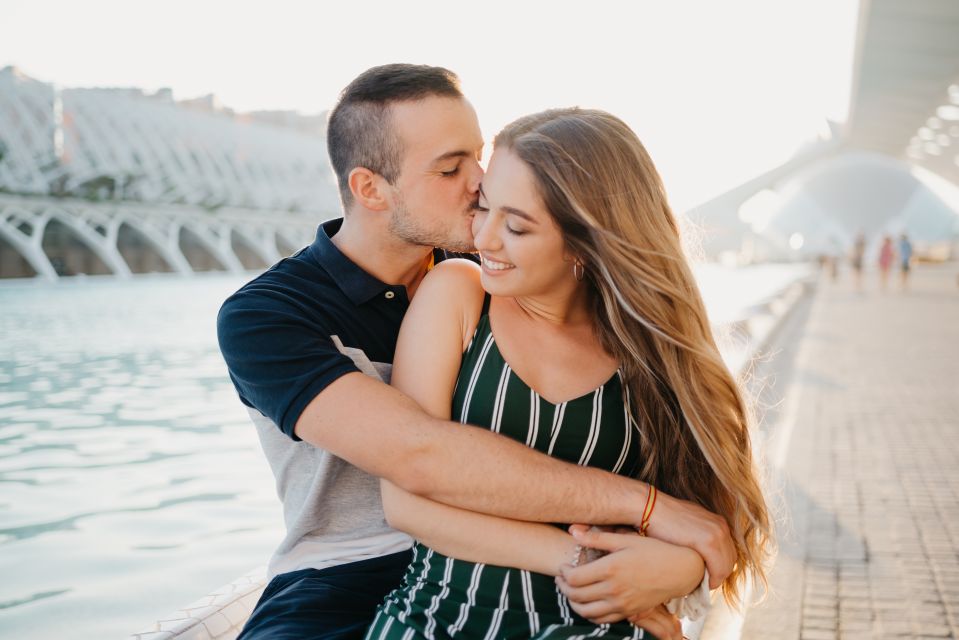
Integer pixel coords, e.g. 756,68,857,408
297,372,647,525
401,420,649,526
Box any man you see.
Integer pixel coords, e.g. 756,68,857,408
899,233,913,290
217,64,733,640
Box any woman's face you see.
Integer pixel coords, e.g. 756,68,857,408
472,147,576,298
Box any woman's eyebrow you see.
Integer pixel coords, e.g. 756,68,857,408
479,182,539,224
477,185,537,223
502,206,536,223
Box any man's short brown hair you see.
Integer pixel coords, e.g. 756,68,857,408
327,64,462,209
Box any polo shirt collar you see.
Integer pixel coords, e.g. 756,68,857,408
309,218,393,305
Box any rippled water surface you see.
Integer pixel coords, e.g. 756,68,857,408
0,275,283,639
0,263,811,639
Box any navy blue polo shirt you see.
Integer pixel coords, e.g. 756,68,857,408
217,218,470,439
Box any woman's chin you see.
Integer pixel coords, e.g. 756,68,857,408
479,274,513,297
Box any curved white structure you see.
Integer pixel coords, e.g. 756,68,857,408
0,67,335,279
0,194,317,279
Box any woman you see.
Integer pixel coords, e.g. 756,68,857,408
878,236,894,291
365,109,771,639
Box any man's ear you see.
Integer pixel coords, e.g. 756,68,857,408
348,168,391,212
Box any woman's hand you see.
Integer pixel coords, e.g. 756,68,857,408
554,524,705,624
628,605,684,640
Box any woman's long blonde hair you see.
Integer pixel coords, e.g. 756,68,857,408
495,108,771,605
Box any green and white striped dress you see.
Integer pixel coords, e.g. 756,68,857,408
366,302,649,640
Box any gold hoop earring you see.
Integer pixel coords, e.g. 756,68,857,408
573,261,585,282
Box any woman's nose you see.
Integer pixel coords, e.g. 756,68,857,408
472,212,501,251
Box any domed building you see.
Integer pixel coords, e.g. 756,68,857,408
687,2,959,265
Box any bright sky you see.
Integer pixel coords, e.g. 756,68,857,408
1,0,860,210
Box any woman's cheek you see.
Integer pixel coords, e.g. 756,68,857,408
471,212,486,237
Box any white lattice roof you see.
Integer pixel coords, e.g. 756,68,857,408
0,67,339,214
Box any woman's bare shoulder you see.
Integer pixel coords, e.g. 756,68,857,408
418,258,482,299
427,257,481,278
413,259,486,345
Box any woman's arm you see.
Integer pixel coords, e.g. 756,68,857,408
388,259,591,575
390,259,483,418
384,478,706,606
382,479,577,575
386,259,705,608
385,259,576,575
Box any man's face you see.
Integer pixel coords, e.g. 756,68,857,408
386,96,484,252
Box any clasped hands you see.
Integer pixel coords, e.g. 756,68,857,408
555,522,723,640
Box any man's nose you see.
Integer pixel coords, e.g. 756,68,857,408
466,159,483,194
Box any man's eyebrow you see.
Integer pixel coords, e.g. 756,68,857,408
477,185,537,224
431,150,471,164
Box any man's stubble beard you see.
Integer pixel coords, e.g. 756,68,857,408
388,194,477,254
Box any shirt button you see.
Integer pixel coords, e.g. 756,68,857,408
385,291,395,300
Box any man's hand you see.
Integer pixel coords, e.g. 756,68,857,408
554,526,704,624
629,605,683,640
642,489,735,590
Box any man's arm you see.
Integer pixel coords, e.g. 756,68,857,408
297,370,644,524
293,261,734,587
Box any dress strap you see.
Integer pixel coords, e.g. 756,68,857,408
480,292,492,317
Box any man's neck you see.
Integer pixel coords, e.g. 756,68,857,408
331,216,435,295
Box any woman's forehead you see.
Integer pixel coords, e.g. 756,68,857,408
483,149,547,216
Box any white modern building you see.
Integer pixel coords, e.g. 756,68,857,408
0,66,338,279
688,0,959,263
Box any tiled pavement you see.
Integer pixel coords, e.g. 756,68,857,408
738,266,959,640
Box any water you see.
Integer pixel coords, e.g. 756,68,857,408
0,274,282,639
0,263,812,639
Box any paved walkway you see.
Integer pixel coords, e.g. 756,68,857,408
738,266,959,640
